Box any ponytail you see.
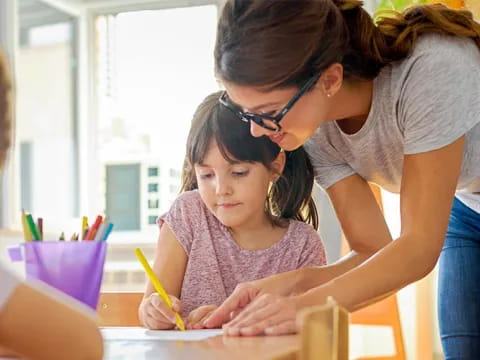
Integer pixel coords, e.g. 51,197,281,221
335,0,480,79
268,147,319,230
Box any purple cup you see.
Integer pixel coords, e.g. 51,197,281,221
8,241,107,310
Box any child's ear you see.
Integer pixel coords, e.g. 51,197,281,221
271,150,286,180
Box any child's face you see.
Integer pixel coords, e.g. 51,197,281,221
194,140,277,229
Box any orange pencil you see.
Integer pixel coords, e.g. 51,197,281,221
84,215,103,240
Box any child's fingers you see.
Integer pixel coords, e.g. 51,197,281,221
187,305,217,330
149,294,177,323
144,313,174,330
146,303,172,324
169,295,182,314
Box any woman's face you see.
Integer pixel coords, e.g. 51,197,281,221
223,80,331,151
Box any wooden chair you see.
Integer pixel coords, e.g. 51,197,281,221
97,292,143,326
350,295,406,360
272,298,349,360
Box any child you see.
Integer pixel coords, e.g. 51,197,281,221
0,49,103,360
138,91,326,330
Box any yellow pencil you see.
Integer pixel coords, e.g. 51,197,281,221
81,216,88,241
21,210,32,242
135,248,185,331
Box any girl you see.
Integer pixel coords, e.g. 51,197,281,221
204,0,480,357
138,91,326,330
0,50,103,359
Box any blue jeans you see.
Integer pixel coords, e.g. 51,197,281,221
438,197,480,359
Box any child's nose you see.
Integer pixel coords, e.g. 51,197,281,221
216,178,233,196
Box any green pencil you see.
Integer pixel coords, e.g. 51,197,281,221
25,214,40,241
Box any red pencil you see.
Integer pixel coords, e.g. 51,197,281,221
84,215,103,240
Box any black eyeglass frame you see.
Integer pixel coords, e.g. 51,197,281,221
219,72,322,132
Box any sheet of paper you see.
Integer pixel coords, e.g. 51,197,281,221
101,327,223,341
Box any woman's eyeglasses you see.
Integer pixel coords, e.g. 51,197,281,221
219,73,321,132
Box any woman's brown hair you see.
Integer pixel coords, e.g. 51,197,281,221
215,0,480,86
181,91,319,229
0,49,13,169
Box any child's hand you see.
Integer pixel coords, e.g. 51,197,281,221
139,293,182,330
185,305,218,330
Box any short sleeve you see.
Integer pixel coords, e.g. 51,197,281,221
305,131,356,189
0,263,20,311
158,191,204,255
398,44,480,154
297,225,327,267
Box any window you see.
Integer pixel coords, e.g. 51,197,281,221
148,199,159,209
147,183,159,193
148,167,159,177
148,215,158,225
94,4,219,241
15,0,79,230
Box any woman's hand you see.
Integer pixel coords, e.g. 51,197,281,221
139,293,182,330
203,282,264,329
204,268,310,330
185,305,218,329
221,293,301,336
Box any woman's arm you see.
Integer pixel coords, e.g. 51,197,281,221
300,137,464,311
298,136,464,311
0,283,104,360
295,173,393,293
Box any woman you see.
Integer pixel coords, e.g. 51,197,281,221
0,50,103,359
203,0,480,357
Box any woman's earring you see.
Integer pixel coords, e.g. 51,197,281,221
326,92,331,98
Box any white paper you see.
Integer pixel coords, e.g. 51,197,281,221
101,327,223,341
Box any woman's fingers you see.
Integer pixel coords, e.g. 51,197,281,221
223,295,298,336
224,294,279,329
264,320,297,336
204,283,261,328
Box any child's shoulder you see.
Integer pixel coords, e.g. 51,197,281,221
163,190,209,225
286,220,320,241
172,190,205,209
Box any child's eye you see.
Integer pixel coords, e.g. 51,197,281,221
232,170,249,177
199,173,213,179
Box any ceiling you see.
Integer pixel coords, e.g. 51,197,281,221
19,0,74,30
19,0,221,29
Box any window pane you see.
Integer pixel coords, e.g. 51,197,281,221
16,0,78,229
96,5,218,241
148,167,159,177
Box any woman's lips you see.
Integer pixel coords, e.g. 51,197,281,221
269,133,285,144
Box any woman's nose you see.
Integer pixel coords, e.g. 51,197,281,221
250,122,271,138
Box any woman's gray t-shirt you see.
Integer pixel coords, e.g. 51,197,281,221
305,34,480,212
